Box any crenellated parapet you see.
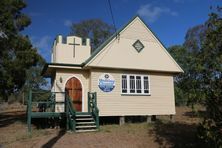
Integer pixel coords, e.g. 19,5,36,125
51,35,91,64
55,35,90,46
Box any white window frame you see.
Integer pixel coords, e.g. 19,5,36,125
121,74,151,95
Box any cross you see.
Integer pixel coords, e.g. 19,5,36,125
69,38,80,57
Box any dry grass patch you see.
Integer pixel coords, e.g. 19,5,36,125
0,106,206,148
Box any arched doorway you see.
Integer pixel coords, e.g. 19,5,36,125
65,77,82,112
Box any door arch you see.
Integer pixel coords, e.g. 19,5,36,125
65,77,82,112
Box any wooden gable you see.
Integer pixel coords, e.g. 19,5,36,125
85,16,183,73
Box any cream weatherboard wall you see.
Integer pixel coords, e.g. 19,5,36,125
90,69,176,116
53,68,90,112
45,16,183,116
87,17,183,73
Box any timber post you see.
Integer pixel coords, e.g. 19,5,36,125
94,92,99,129
88,92,90,113
119,116,125,125
147,116,152,123
170,115,174,122
151,115,156,121
65,93,69,130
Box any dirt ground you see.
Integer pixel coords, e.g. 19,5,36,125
0,105,205,148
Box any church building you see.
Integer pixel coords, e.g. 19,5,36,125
42,16,183,120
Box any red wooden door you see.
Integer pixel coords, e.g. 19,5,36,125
65,77,82,112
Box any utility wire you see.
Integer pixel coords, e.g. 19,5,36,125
107,0,118,38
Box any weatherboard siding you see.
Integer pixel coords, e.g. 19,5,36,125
91,69,176,116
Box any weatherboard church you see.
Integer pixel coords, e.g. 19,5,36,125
42,16,183,120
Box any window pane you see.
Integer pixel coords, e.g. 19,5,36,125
144,90,149,93
130,76,135,93
144,76,149,94
136,76,141,93
122,75,127,93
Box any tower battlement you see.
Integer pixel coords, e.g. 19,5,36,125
55,35,90,46
51,35,91,64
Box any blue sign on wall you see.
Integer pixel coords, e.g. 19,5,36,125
98,73,115,92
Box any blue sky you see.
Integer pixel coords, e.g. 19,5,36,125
22,0,221,62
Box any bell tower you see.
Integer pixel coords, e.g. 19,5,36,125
51,35,91,64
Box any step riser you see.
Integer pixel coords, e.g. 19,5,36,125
77,122,95,124
76,126,96,128
76,129,98,133
76,124,96,126
76,112,92,115
76,115,92,117
76,119,93,121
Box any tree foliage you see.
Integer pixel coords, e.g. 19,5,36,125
23,57,47,91
0,0,44,101
169,6,222,146
168,45,190,105
169,33,206,107
70,19,114,51
197,7,222,147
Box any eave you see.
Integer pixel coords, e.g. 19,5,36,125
41,63,83,78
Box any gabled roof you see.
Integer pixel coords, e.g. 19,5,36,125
42,15,183,77
82,15,183,73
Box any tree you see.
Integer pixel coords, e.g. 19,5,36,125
24,56,47,90
197,7,222,147
70,19,114,51
0,0,43,101
168,42,205,107
168,45,190,105
168,5,222,147
183,23,208,53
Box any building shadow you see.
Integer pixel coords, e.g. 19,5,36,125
0,110,26,128
41,129,66,148
149,119,207,148
183,110,206,118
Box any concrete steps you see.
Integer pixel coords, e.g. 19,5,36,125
75,112,97,132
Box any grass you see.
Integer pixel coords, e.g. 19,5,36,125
100,122,154,133
0,106,206,148
0,120,53,145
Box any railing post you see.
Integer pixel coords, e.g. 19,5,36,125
94,92,97,105
94,92,99,129
65,93,69,130
88,92,90,113
52,93,55,112
96,110,99,129
27,89,32,133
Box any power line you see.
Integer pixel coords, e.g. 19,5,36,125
107,0,118,38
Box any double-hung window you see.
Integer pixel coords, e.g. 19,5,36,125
121,74,150,95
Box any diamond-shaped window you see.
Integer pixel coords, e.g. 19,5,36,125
132,40,144,53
